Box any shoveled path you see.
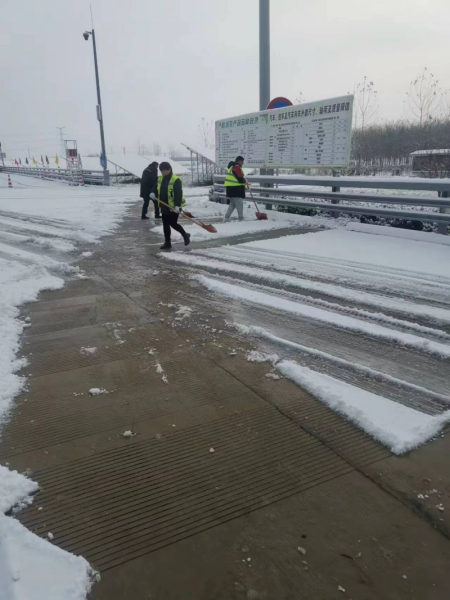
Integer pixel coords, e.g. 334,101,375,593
2,203,450,600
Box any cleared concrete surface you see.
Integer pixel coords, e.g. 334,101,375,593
2,202,449,599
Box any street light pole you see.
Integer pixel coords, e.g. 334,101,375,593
259,0,270,111
84,28,110,185
259,0,272,207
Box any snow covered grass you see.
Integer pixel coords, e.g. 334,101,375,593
0,173,136,599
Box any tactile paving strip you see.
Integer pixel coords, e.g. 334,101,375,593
19,406,355,572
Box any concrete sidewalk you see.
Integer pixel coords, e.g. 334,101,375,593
2,204,450,599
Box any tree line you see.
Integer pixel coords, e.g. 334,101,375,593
349,69,450,172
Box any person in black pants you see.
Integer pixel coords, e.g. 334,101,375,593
139,162,159,219
150,162,190,250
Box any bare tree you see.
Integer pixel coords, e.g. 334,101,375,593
353,76,378,131
152,142,162,155
197,117,214,150
404,67,440,127
439,89,450,123
168,144,181,158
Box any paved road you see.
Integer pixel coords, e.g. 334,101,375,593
2,202,450,599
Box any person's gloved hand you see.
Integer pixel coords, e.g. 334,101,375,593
173,206,180,214
150,192,156,200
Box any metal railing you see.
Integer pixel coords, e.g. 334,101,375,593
1,165,104,185
213,174,450,235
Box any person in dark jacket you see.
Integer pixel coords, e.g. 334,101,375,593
150,162,190,250
140,161,159,219
224,155,246,221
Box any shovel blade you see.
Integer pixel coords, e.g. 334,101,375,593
256,212,268,220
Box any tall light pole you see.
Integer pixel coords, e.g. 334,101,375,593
259,0,270,111
259,0,272,206
83,29,110,185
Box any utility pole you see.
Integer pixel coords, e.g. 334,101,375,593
259,0,272,207
83,27,110,185
259,0,270,111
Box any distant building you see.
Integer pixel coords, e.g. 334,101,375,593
410,149,450,178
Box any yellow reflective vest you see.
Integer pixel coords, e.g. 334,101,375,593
157,174,186,208
224,165,246,187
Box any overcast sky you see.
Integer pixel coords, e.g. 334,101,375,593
1,0,449,159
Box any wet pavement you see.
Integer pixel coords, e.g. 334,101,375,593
2,202,450,599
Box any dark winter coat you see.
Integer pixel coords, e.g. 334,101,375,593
140,165,158,198
152,173,183,215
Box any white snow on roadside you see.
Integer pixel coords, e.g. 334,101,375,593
277,360,450,454
243,229,450,279
0,173,135,599
0,465,38,514
346,222,450,246
0,515,98,600
236,324,450,405
161,251,450,326
199,276,450,358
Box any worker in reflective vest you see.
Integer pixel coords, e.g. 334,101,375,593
150,161,190,250
224,155,246,221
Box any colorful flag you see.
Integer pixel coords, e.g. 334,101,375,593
78,154,83,168
46,155,49,165
14,159,18,166
19,158,22,165
55,153,59,166
32,157,36,165
26,157,29,165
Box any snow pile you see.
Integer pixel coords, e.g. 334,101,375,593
0,465,38,514
277,361,450,454
0,515,98,600
88,388,108,396
0,465,97,599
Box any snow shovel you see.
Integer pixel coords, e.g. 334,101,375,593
248,187,268,220
157,199,217,233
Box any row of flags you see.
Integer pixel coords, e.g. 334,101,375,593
13,154,61,167
11,154,84,168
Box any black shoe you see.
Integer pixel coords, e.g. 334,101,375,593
160,242,172,250
183,233,191,246
155,215,162,219
141,215,149,220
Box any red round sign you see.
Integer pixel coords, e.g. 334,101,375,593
266,97,293,109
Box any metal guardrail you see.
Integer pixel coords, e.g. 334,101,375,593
1,166,104,185
213,174,450,234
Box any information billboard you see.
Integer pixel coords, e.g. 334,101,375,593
215,95,353,169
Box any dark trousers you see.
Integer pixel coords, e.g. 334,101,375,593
142,196,160,217
162,212,186,242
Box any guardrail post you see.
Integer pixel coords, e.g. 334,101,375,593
261,168,273,210
438,190,449,235
331,170,340,218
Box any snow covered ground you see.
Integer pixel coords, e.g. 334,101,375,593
160,226,450,454
151,188,348,242
0,172,136,598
